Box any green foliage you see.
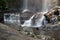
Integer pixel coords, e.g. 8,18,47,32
0,0,8,11
0,0,17,11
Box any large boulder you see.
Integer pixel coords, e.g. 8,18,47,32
44,7,60,23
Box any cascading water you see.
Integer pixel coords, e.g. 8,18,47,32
21,14,35,27
22,0,30,13
21,12,48,27
21,0,58,27
34,12,47,27
42,0,48,11
21,0,49,27
4,14,20,25
42,0,58,12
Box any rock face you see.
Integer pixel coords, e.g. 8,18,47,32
4,13,20,25
0,23,42,40
21,7,60,40
1,22,60,40
41,23,60,40
20,12,34,24
22,22,60,40
44,7,60,23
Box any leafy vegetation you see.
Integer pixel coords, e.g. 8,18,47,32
0,0,9,12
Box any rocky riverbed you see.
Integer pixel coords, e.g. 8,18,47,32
0,23,42,40
20,21,60,40
0,6,60,40
0,21,60,40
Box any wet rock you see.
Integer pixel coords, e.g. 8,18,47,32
44,7,60,24
0,23,42,40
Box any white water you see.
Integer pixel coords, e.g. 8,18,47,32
22,0,30,13
24,0,28,9
21,14,35,27
42,0,58,11
22,9,30,13
21,12,48,27
42,0,49,12
34,14,46,27
22,0,56,27
4,14,20,25
21,0,50,27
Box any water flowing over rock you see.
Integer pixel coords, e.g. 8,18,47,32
21,14,35,27
4,0,58,27
22,0,42,13
22,9,31,13
22,0,29,13
21,12,48,27
42,0,58,12
21,0,58,27
4,13,20,25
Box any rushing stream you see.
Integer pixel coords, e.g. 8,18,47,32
21,11,48,27
4,0,58,27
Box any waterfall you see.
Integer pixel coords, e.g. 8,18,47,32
42,0,58,12
22,0,30,13
34,14,45,27
21,0,52,27
21,12,48,27
21,15,35,27
24,0,28,9
42,0,49,12
4,14,20,25
34,12,48,27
